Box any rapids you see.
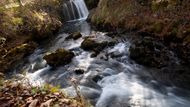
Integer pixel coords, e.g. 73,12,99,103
9,0,190,106
11,21,190,107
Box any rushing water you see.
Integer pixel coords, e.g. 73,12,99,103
10,1,190,106
12,21,190,107
63,0,89,22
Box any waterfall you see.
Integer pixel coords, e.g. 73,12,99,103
63,0,89,22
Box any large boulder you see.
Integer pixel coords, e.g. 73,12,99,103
43,48,74,67
81,38,114,52
129,37,177,68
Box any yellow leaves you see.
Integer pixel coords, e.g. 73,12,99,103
5,3,20,8
11,17,23,25
50,86,60,93
43,84,60,93
33,11,47,21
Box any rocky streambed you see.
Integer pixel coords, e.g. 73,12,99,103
8,21,190,107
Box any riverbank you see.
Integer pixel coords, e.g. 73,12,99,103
87,0,190,89
0,0,63,72
90,0,190,65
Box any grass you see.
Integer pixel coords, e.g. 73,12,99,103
92,0,190,45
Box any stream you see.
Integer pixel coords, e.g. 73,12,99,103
11,21,190,107
9,0,190,106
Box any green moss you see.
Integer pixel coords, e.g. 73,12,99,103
81,38,98,50
43,49,74,67
152,22,164,33
4,43,36,58
171,27,178,36
151,0,169,12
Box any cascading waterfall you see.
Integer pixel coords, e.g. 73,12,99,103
63,0,89,22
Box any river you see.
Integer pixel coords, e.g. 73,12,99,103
9,20,190,107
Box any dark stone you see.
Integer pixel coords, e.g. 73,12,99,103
84,0,99,10
43,48,74,67
0,42,37,73
65,32,82,40
74,69,85,75
92,75,103,83
81,38,98,50
106,32,118,38
80,38,108,52
129,37,176,68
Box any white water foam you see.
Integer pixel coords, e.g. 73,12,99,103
63,0,89,22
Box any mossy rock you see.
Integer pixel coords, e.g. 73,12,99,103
4,42,37,58
65,32,82,40
43,48,74,67
0,42,37,72
129,37,174,67
80,38,109,52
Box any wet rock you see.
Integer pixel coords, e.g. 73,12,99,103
81,38,107,51
74,69,85,75
92,75,103,83
81,38,114,53
129,37,176,68
81,38,100,51
65,32,82,40
0,42,37,72
5,43,37,58
106,32,118,38
43,48,74,67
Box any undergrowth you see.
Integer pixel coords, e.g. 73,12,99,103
0,73,92,107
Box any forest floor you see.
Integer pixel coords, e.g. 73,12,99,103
0,75,89,107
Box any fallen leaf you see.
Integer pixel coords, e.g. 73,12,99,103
40,99,53,107
26,97,33,103
29,99,38,107
60,99,70,104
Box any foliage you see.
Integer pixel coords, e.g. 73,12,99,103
92,0,190,45
11,17,23,25
0,0,64,72
0,75,90,107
